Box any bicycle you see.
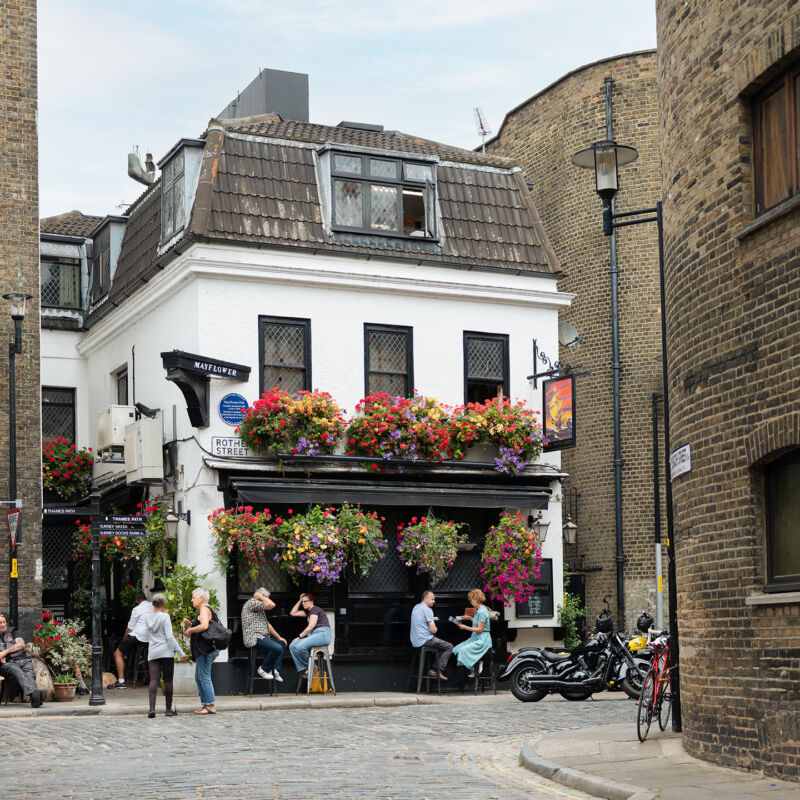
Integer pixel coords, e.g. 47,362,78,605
636,631,672,742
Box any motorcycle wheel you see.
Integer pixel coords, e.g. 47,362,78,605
621,659,650,700
559,689,593,701
509,661,548,702
637,668,656,742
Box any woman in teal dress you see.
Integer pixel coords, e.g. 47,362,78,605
453,589,492,677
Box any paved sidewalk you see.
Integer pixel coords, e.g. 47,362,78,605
520,723,799,800
0,686,447,717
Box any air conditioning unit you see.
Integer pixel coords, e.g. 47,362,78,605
96,405,136,453
124,417,164,483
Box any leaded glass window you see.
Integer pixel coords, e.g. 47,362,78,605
41,256,81,309
42,387,75,442
365,324,413,398
464,332,509,403
330,151,437,238
161,150,186,241
259,316,311,395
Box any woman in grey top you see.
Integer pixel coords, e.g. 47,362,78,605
144,593,187,718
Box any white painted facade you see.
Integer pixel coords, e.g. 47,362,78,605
41,240,573,654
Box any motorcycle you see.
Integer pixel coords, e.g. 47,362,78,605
497,599,651,702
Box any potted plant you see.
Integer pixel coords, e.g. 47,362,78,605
272,506,347,585
237,388,346,456
209,505,275,578
41,438,94,499
162,564,219,696
345,392,454,469
33,613,91,700
451,396,544,475
396,515,467,584
480,511,543,606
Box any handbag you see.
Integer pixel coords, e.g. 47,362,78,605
198,609,232,651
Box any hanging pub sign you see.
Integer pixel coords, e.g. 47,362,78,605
516,558,554,618
542,375,575,450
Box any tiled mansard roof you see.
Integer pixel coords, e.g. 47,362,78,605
40,210,103,238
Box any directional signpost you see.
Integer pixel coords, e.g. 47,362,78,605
88,498,149,707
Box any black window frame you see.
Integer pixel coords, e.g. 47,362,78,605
330,151,438,240
115,366,129,406
463,331,509,404
753,62,800,214
160,150,186,242
764,448,800,593
42,386,76,442
40,255,82,310
364,323,414,398
258,315,312,396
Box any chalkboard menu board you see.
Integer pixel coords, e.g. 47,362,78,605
515,559,554,618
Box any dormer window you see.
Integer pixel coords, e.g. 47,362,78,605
90,226,110,302
331,152,437,238
161,150,186,241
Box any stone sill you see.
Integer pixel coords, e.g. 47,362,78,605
734,193,800,240
744,591,800,606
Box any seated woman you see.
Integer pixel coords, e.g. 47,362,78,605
453,589,492,681
288,593,332,678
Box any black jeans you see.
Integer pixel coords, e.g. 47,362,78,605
0,657,37,697
148,658,175,711
423,636,453,672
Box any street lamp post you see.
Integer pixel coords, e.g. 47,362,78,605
3,291,32,628
571,139,681,732
88,485,105,706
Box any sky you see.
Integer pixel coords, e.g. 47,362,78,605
37,0,657,218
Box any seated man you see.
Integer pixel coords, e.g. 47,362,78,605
0,612,44,707
240,588,287,682
410,590,452,680
110,591,153,689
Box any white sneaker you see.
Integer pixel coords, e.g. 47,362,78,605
273,669,284,683
257,667,273,680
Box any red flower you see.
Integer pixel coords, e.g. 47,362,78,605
33,637,39,643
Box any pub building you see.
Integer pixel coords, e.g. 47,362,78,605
39,72,573,690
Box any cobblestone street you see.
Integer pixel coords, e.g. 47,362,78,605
3,695,633,799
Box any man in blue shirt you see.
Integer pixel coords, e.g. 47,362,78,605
409,590,452,679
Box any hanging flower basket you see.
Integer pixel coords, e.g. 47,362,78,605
345,392,454,469
480,511,542,606
209,505,276,577
335,503,385,577
272,506,347,585
451,397,544,475
396,515,467,584
237,388,346,456
42,439,94,499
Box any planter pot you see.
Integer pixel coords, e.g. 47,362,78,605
173,660,199,697
53,683,78,702
462,444,499,464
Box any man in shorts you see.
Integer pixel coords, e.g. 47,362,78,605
110,591,153,688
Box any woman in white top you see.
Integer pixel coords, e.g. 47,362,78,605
144,592,187,718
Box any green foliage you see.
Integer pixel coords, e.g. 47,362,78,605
162,564,219,651
557,563,586,650
33,613,92,678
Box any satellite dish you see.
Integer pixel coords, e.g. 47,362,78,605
558,321,583,348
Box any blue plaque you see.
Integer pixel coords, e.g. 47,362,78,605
219,393,249,426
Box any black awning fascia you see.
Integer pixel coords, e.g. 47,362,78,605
227,477,551,509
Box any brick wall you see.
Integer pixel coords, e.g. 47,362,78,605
658,0,800,780
0,0,41,637
487,51,667,631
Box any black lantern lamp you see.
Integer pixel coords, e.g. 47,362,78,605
571,140,639,234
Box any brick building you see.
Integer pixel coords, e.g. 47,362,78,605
658,0,800,780
487,51,666,630
0,0,42,637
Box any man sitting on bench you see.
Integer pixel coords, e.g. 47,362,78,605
0,612,44,707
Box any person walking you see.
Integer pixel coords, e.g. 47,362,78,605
183,587,219,715
143,593,188,718
288,593,332,679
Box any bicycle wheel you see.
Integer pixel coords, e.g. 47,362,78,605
637,669,656,742
658,687,672,730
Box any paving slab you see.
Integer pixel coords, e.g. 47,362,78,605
520,723,799,800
